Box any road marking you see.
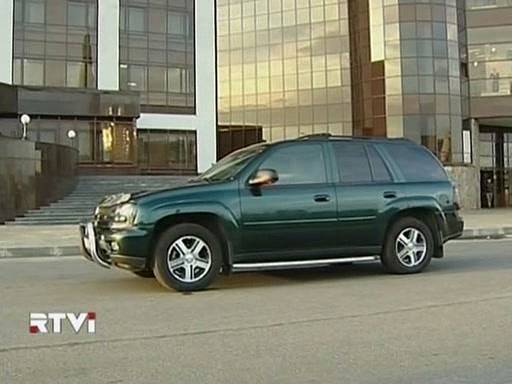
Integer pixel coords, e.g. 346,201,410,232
1,292,511,354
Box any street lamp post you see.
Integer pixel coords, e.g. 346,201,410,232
67,129,77,147
20,114,31,140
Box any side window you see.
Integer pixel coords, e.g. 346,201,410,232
380,143,447,182
332,142,372,184
258,144,327,185
367,145,392,183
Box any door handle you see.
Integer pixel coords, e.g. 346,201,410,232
383,191,397,199
314,194,331,202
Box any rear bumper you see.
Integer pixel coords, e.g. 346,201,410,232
79,222,150,272
442,211,464,242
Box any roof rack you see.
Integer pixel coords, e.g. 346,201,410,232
296,133,412,142
297,133,332,140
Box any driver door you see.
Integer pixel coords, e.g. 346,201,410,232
238,142,338,261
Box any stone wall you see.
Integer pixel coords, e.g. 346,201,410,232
0,137,39,223
445,165,480,209
35,142,78,207
0,137,78,223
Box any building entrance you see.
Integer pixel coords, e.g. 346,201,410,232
479,128,512,208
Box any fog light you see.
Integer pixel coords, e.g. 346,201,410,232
111,242,119,252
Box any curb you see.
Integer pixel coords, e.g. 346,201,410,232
1,227,512,259
460,227,512,240
0,246,80,259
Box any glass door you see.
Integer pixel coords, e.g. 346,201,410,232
480,132,497,208
505,133,512,207
95,122,136,165
480,129,512,208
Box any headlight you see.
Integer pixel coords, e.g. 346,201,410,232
111,203,138,229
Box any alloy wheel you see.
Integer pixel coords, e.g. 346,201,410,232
395,227,427,268
167,236,212,283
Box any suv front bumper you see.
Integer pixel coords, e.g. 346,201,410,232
79,222,149,271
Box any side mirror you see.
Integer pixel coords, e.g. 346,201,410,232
249,169,279,187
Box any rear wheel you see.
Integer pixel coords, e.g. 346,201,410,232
153,223,222,292
381,217,434,274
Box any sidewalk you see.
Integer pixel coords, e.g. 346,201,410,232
0,210,511,258
458,208,512,239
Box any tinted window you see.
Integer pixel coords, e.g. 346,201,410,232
333,142,372,184
200,144,267,182
380,143,447,182
260,144,327,185
368,145,392,182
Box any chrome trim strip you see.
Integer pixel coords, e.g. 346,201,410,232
337,216,376,222
244,218,338,226
85,223,111,269
232,256,378,272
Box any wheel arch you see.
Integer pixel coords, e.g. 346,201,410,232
384,206,445,258
151,210,237,271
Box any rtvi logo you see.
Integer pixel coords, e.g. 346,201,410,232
29,312,96,334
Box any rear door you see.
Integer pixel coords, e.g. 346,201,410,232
330,141,406,248
239,142,338,260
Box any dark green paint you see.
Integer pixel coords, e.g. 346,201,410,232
92,137,464,270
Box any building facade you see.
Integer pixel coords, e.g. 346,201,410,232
0,0,511,208
0,0,216,175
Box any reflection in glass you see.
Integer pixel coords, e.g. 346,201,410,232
217,0,352,157
14,0,97,88
137,129,197,172
379,1,466,164
119,0,195,111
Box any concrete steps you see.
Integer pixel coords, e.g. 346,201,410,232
6,175,189,226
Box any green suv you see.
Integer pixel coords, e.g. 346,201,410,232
80,135,464,291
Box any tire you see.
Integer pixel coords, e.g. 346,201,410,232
153,223,222,292
132,270,155,278
381,217,434,274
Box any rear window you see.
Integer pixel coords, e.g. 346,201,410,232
379,143,447,182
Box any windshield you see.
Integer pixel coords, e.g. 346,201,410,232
198,143,268,182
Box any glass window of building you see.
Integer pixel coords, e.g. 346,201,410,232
367,0,466,164
468,25,512,97
137,129,197,172
466,0,512,10
2,117,138,165
217,0,353,157
119,0,196,113
13,0,97,88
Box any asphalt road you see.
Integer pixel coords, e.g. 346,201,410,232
1,239,512,384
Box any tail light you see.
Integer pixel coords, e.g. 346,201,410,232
452,183,461,210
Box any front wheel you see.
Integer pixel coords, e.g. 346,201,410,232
153,223,222,292
381,217,434,274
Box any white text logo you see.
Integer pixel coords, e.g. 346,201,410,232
29,312,96,334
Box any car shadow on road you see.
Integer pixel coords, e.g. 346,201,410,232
213,253,512,291
86,252,512,294
211,262,388,291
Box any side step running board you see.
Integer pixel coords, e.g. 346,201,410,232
232,256,379,272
